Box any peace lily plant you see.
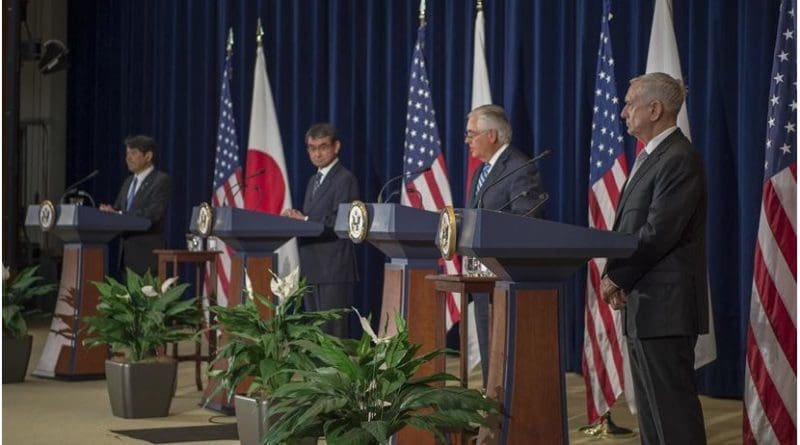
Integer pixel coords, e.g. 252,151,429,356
206,267,347,403
263,311,499,445
83,269,200,362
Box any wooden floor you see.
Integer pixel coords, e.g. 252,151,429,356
3,322,742,444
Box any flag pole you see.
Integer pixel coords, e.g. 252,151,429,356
419,0,426,25
477,0,483,12
226,28,233,55
256,18,264,46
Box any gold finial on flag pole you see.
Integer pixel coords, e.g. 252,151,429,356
256,18,264,45
419,0,426,25
477,0,484,12
226,28,234,55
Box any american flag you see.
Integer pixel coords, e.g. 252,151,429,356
400,24,461,327
744,1,797,443
581,0,630,424
208,50,243,308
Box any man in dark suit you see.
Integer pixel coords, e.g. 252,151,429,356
282,123,359,338
99,135,170,276
465,104,545,384
602,72,708,445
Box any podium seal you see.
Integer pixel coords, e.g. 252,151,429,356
39,200,56,232
347,200,369,243
437,205,457,260
196,202,214,237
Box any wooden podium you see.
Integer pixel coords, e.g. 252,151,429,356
334,203,445,445
450,209,637,445
24,204,150,379
190,206,322,412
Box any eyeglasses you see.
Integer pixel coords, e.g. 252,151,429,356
464,129,490,141
307,143,333,153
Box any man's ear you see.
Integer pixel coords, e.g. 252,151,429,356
650,101,664,122
145,151,154,163
333,140,341,156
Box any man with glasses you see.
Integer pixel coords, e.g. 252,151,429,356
465,104,546,385
282,123,359,337
99,135,170,277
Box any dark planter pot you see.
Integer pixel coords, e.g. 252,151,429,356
105,358,177,418
234,395,317,445
2,335,33,383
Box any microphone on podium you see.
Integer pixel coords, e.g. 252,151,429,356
477,149,551,209
225,168,266,206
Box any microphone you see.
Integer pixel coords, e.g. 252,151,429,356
377,174,405,203
477,149,551,209
377,166,429,203
492,190,529,212
522,192,549,218
226,168,266,206
60,169,99,203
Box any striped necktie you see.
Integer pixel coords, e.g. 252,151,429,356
475,163,491,195
311,172,323,198
126,177,138,211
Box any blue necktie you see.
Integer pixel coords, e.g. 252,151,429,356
126,177,138,211
311,172,323,198
475,163,491,195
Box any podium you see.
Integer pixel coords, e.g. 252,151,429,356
24,204,150,379
452,209,637,445
335,203,445,445
190,206,322,412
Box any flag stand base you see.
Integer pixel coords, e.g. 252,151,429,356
579,412,636,439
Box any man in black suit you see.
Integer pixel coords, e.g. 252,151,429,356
602,72,708,445
99,135,170,276
282,123,359,338
465,104,545,384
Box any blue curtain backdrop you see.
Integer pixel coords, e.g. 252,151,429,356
65,0,782,399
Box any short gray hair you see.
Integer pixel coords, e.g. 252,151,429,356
468,104,512,144
630,72,686,115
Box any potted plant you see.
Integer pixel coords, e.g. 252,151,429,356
2,265,56,383
264,311,499,445
83,269,200,418
207,267,345,445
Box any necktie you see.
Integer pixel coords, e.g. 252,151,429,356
126,177,138,211
475,163,491,195
628,151,650,182
311,172,323,198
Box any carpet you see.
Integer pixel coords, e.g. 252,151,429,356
110,423,238,443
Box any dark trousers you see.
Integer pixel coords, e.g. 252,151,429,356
627,336,706,445
474,292,490,387
305,283,353,338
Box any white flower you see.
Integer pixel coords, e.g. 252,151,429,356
117,293,131,301
160,277,178,293
270,267,300,303
2,265,9,281
141,286,158,297
353,308,391,345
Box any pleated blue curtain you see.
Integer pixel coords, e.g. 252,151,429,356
66,0,782,398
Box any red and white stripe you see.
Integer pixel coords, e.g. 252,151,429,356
744,164,797,444
583,155,629,423
403,155,462,327
206,168,243,308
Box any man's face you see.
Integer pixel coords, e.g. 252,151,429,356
306,136,340,169
125,147,152,174
465,115,497,162
620,83,652,141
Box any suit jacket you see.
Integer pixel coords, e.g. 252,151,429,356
112,169,171,275
299,161,359,284
467,145,546,217
605,129,708,339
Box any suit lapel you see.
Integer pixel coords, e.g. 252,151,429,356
128,170,155,211
305,162,341,212
615,130,683,224
474,148,512,208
